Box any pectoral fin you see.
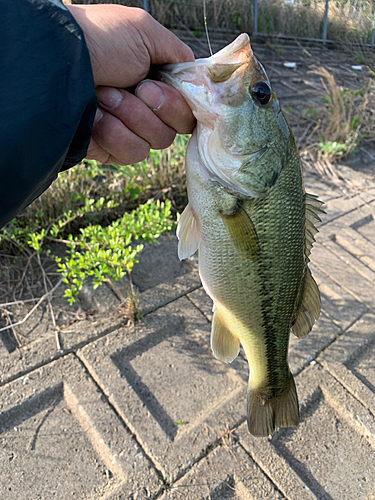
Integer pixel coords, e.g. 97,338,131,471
176,203,200,260
211,307,240,364
219,204,258,261
292,268,321,338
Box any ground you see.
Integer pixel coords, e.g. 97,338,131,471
0,36,375,500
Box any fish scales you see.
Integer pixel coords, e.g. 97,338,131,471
159,34,323,437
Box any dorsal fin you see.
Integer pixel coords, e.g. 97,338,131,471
291,193,324,339
176,203,200,261
304,192,325,261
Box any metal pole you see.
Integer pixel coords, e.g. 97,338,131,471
322,0,329,44
252,0,258,36
372,5,375,46
143,0,150,13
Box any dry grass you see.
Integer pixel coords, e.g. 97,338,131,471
74,0,375,46
312,66,373,161
257,0,373,45
2,134,189,246
296,66,375,187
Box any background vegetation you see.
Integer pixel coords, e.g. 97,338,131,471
2,0,375,317
73,0,375,46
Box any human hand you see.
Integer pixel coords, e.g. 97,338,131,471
67,5,196,165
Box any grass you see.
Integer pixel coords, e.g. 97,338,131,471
88,0,375,46
0,134,189,309
298,66,375,163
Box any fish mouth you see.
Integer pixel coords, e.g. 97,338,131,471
157,34,252,124
159,34,251,75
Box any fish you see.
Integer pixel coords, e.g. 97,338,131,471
159,33,323,437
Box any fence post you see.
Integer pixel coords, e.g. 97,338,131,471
252,0,258,36
322,0,329,44
372,5,375,46
143,0,150,13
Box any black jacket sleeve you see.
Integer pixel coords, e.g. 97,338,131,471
0,0,97,228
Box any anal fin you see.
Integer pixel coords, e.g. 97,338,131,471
292,268,321,338
211,307,240,364
176,203,200,261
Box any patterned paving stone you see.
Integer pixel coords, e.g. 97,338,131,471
318,313,375,420
130,234,198,292
78,297,249,482
0,269,201,388
160,442,284,500
0,355,161,500
317,193,375,228
311,242,375,312
310,264,367,331
238,364,375,500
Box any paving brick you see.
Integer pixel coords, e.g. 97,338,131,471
322,237,375,286
238,364,375,500
78,297,248,481
310,264,367,331
79,277,120,313
311,242,375,312
357,214,375,246
0,355,161,500
318,194,375,227
160,442,284,500
0,271,202,388
130,234,198,292
0,309,125,388
187,287,213,321
318,313,375,419
335,226,375,272
139,269,201,316
288,313,339,375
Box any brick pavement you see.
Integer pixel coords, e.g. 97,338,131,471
1,172,375,499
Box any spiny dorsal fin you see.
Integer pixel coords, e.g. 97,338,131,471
211,307,240,364
176,203,200,261
292,268,321,338
219,204,258,261
304,192,325,262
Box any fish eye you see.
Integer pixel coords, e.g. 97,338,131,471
251,82,271,105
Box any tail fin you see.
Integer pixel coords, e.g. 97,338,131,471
247,376,299,437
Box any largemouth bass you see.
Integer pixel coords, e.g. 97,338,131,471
159,34,323,437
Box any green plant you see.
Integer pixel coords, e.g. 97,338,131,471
302,108,318,120
55,200,175,304
0,135,189,311
317,141,348,158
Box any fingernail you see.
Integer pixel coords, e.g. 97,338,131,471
135,80,164,111
94,107,103,124
97,87,123,109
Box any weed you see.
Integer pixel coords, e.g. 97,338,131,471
303,108,318,120
305,66,375,162
0,135,188,307
317,141,348,158
140,0,375,45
